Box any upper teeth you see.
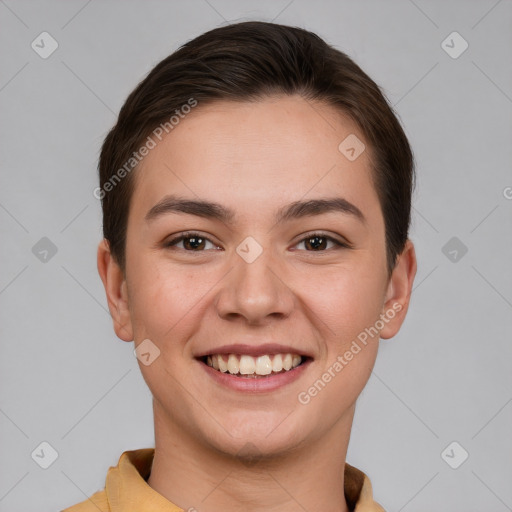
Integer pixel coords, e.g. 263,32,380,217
206,353,302,376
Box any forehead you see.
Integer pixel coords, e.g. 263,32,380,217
130,95,381,226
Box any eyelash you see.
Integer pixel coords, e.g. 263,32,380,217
164,231,352,252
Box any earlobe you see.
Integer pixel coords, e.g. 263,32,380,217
97,239,133,342
379,239,417,340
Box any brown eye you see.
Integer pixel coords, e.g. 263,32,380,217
295,233,347,251
182,235,206,250
165,232,218,251
304,235,329,250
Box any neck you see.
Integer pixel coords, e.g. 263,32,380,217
147,400,354,512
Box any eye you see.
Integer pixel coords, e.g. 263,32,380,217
164,232,220,251
163,231,350,253
294,232,350,251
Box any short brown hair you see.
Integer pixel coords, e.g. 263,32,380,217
98,21,415,275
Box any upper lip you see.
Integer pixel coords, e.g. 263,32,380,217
195,343,313,359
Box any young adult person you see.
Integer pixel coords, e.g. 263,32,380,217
64,21,417,512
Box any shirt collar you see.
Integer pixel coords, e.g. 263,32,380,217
105,449,385,512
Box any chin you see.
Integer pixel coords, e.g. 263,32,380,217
196,410,310,460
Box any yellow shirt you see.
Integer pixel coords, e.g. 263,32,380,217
62,449,385,512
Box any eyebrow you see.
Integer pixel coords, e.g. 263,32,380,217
145,195,366,225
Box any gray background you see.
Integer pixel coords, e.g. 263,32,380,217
1,0,511,510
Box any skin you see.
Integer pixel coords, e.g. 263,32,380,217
98,95,417,512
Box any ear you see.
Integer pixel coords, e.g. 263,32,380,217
97,239,133,342
379,239,417,340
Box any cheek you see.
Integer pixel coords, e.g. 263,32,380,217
299,270,384,418
303,264,386,344
126,255,215,342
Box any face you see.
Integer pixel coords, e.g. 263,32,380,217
99,95,416,458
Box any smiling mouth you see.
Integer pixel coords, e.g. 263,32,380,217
200,353,308,378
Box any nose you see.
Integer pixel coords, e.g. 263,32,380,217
214,245,295,326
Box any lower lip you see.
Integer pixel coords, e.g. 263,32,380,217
199,358,312,393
